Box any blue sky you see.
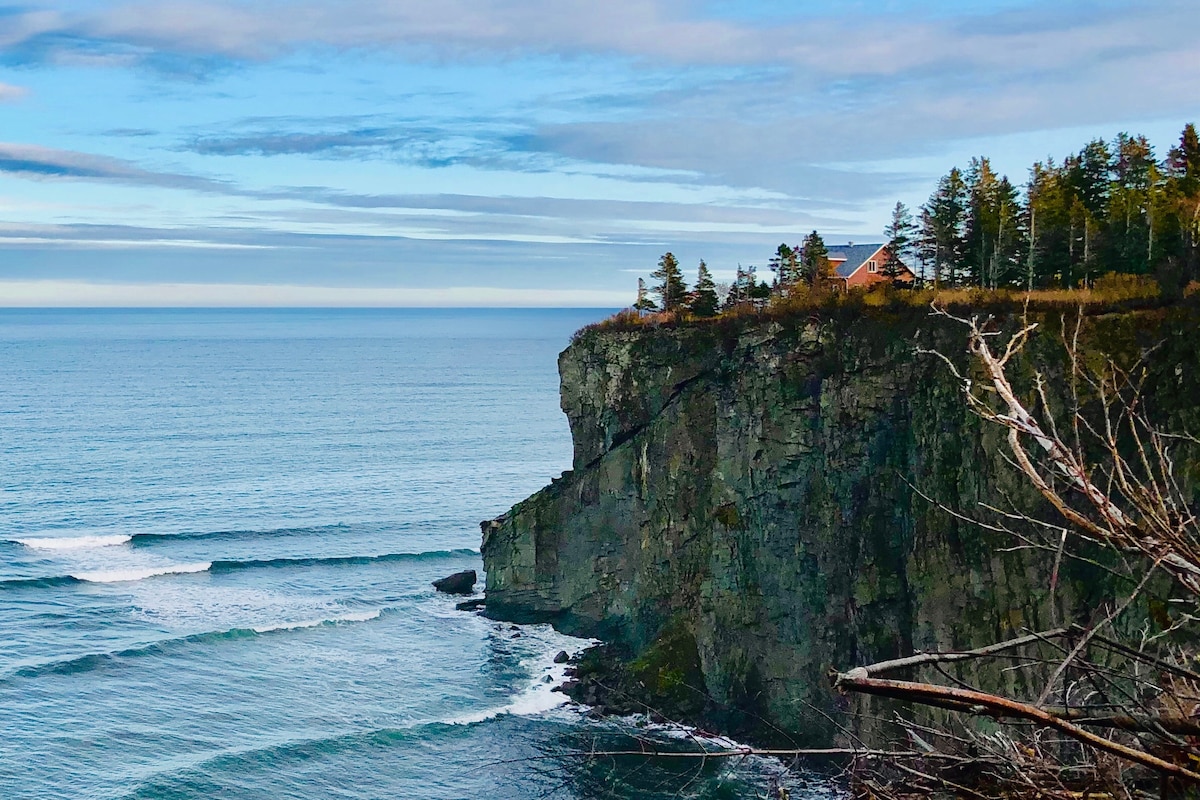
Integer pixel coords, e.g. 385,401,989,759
0,0,1196,306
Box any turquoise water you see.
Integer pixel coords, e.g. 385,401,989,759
0,309,828,799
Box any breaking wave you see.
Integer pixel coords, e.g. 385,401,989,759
11,608,390,679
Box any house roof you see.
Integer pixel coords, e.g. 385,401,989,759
826,243,886,278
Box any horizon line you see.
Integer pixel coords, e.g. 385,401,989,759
0,280,632,308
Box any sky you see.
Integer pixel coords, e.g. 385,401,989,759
0,0,1197,306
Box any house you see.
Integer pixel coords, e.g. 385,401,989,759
827,242,915,288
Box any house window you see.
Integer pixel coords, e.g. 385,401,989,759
867,260,877,273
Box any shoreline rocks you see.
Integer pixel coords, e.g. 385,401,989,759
432,570,476,595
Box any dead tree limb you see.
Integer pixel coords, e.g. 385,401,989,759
851,628,1071,676
832,674,1200,782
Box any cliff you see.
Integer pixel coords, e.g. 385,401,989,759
481,304,1200,745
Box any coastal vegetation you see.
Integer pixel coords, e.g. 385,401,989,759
626,123,1200,320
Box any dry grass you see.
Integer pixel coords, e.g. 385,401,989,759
580,274,1179,340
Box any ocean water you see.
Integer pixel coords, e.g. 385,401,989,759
0,308,829,800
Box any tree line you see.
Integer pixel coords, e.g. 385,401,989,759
636,123,1199,311
911,122,1200,289
637,231,840,317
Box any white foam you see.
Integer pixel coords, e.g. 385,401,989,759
251,608,384,633
72,562,212,583
16,534,132,551
445,623,596,726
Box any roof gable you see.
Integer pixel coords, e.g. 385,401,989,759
826,243,886,277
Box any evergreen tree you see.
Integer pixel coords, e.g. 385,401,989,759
882,202,915,284
1165,123,1200,285
1025,159,1073,288
992,176,1027,288
799,231,830,285
748,273,772,302
768,243,801,289
632,277,658,312
1107,133,1157,276
723,265,747,309
689,260,719,317
650,251,687,311
1065,139,1113,285
963,156,1000,287
919,167,967,287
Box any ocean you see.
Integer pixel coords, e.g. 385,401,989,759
0,308,828,799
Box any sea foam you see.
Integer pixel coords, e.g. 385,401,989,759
15,534,132,551
445,624,595,725
251,608,384,633
71,562,212,583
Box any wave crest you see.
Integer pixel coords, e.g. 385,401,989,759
70,562,213,583
13,534,132,551
11,608,390,679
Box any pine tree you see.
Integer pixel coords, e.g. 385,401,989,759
1165,123,1200,285
964,157,1000,287
632,277,658,312
1107,133,1157,276
1066,139,1113,285
650,251,687,312
768,243,800,290
689,260,719,317
1025,159,1073,288
920,168,967,287
799,231,830,285
882,202,915,284
723,265,747,309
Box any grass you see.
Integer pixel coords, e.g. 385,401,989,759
576,274,1195,341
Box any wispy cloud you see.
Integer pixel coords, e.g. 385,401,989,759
0,81,27,101
3,1,1194,79
0,142,231,192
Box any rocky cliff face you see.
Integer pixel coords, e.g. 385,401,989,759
481,305,1200,744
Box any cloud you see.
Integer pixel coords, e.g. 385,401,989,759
0,279,629,307
0,0,1191,77
4,2,1195,199
0,81,27,101
0,142,231,191
0,139,855,239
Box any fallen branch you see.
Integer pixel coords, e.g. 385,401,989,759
832,672,1200,783
850,627,1071,676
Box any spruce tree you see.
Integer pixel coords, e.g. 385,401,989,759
882,202,915,284
1166,123,1200,284
799,231,830,286
768,243,800,289
651,251,688,312
920,168,967,287
689,260,719,317
633,277,658,312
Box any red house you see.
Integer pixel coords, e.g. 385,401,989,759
827,243,915,288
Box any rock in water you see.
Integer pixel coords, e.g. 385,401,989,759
553,650,570,664
455,598,487,612
432,570,477,595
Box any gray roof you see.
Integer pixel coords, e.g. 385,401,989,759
826,243,885,278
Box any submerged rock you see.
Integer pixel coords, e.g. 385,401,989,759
455,598,487,611
432,570,476,595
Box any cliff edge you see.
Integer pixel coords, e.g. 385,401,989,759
481,304,1200,745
